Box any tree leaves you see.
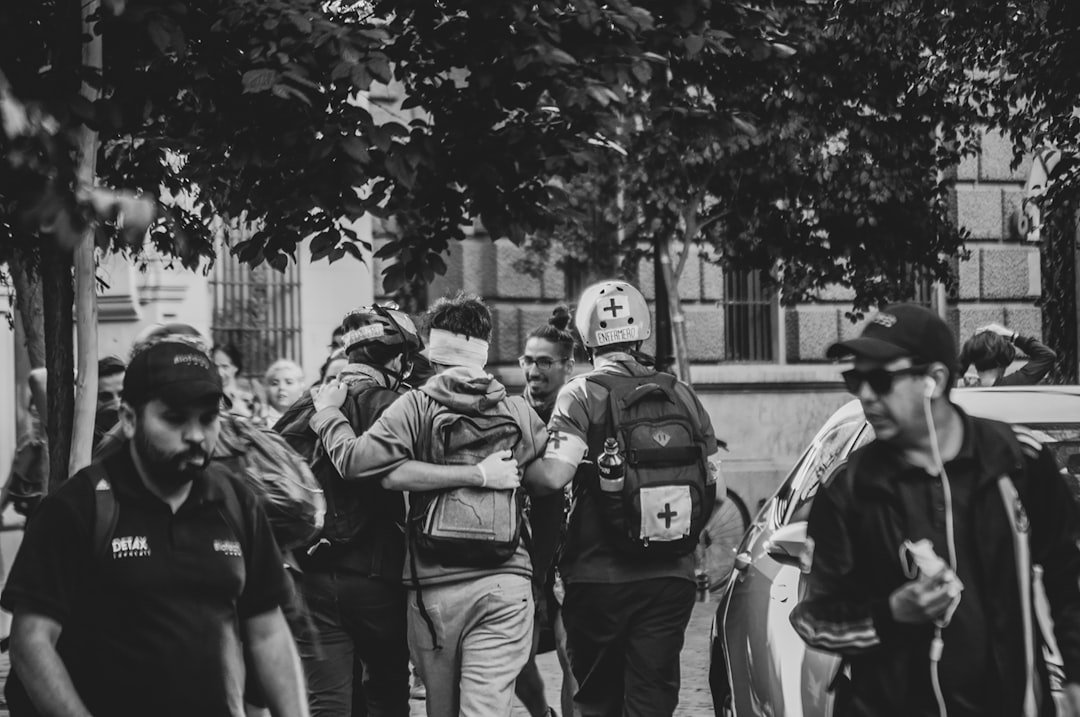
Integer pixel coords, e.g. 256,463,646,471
0,0,1030,315
242,69,277,93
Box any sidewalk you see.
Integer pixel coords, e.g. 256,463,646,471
0,598,719,717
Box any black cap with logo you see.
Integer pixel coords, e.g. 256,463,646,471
826,303,958,370
122,341,225,406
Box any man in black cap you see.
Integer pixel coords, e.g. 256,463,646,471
2,340,309,717
790,303,1080,717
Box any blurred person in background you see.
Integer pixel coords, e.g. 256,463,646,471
516,307,579,717
958,322,1057,387
93,356,126,451
318,348,348,387
263,359,306,427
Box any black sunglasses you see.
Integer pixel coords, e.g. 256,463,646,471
842,364,929,395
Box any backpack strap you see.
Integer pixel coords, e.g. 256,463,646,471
87,463,118,563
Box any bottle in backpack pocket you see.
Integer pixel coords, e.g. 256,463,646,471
597,438,625,492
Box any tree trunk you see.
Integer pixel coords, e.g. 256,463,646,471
1040,205,1078,383
657,233,692,383
652,237,675,374
9,251,46,369
41,240,75,491
70,0,102,475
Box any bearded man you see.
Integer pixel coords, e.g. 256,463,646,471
2,340,308,717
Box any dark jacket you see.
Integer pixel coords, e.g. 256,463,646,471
996,335,1057,386
790,412,1080,717
276,363,406,577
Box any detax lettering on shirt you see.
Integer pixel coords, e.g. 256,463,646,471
213,539,243,558
111,535,151,559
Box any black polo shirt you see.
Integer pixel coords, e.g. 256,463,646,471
1,443,291,717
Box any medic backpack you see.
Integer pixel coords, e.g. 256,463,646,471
585,371,715,557
408,398,529,568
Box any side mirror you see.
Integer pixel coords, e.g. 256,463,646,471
765,521,809,567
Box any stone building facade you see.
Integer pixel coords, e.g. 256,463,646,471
374,128,1045,512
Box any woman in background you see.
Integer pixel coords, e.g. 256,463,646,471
262,358,306,426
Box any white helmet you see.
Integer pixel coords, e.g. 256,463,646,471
575,280,652,350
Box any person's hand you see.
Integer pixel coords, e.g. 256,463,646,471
976,322,1012,338
1061,683,1080,717
477,450,520,490
888,571,960,624
311,379,347,412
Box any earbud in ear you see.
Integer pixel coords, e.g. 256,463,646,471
924,376,936,398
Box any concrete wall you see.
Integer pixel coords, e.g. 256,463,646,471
297,225,375,382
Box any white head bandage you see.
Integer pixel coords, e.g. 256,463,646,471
423,329,489,369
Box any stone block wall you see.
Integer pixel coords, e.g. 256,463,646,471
376,226,748,365
374,127,1046,367
952,128,1043,346
782,128,1045,362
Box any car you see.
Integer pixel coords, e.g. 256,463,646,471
710,386,1080,717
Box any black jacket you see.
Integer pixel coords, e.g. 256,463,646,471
274,365,406,577
791,411,1080,716
996,335,1058,386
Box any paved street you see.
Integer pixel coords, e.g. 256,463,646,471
428,597,718,717
0,596,718,717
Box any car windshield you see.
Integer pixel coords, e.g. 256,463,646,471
784,421,1080,525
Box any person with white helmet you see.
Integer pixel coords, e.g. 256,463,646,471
523,280,725,717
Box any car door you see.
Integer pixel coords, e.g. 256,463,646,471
722,418,866,717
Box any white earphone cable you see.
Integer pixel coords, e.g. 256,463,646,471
923,378,958,717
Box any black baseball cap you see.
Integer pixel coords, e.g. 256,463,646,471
122,341,225,407
826,303,958,369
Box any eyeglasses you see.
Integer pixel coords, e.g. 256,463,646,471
841,364,929,395
518,355,568,371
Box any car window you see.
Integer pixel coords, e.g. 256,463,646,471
771,447,811,527
790,460,851,525
1024,423,1080,499
779,418,863,526
785,424,869,525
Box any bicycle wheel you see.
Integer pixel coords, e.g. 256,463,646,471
702,489,750,591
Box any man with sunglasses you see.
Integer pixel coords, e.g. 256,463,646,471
791,302,1080,717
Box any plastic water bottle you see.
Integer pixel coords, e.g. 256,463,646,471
597,438,625,492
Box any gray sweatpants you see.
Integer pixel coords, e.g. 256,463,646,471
407,573,534,717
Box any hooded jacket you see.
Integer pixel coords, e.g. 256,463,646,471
790,411,1080,717
311,366,548,587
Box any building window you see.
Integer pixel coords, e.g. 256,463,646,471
210,246,303,380
723,268,776,362
912,272,937,311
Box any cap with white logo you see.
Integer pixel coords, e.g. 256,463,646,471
826,303,957,370
122,340,226,407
